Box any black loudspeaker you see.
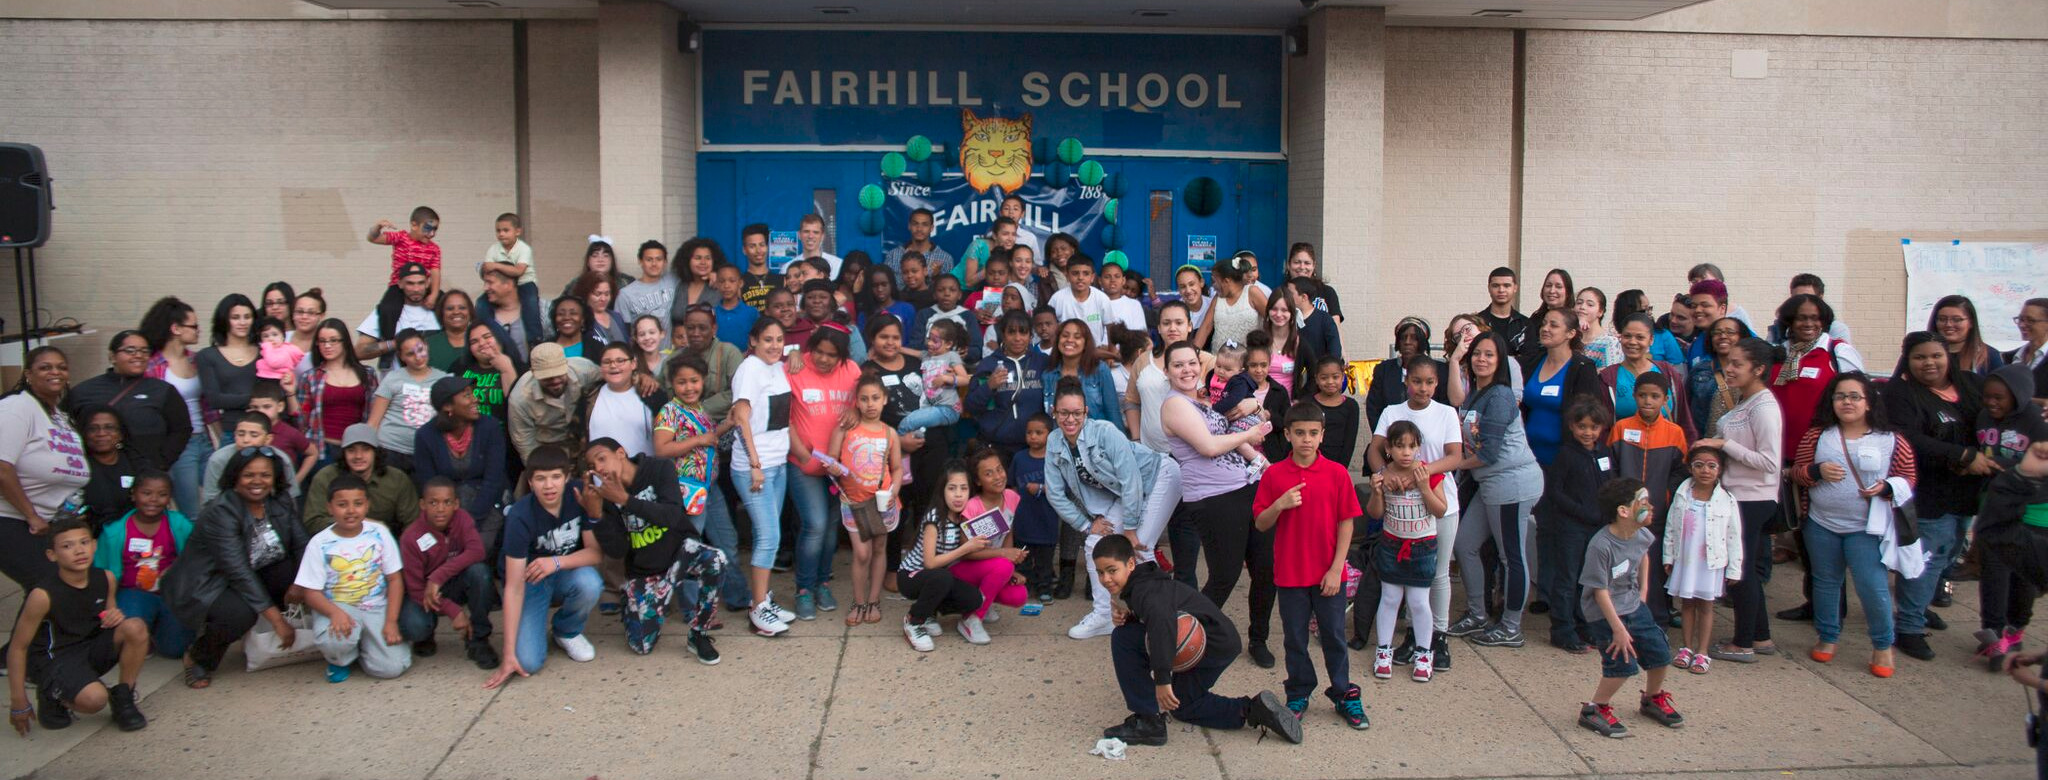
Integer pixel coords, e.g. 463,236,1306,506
0,144,52,249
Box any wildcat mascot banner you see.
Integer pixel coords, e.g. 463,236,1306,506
881,174,1108,265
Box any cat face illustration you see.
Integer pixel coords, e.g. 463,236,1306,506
960,109,1032,194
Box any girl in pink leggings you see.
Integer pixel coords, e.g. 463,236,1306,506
955,447,1031,636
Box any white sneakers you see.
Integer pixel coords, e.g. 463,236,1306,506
904,620,935,652
958,615,992,645
556,634,596,663
764,593,798,623
1068,613,1115,640
752,600,790,636
984,607,1001,623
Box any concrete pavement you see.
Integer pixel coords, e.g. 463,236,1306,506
4,557,2037,780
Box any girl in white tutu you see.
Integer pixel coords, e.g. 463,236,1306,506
1663,445,1743,674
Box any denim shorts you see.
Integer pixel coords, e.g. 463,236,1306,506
1584,604,1672,678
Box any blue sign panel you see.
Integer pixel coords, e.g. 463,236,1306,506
882,175,1110,282
700,29,1284,154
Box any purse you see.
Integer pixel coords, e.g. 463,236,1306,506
244,604,323,672
1839,430,1919,545
847,496,889,542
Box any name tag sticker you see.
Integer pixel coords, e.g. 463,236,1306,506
416,534,437,552
1464,411,1479,425
880,374,902,386
1800,366,1821,379
1597,457,1612,471
1540,385,1560,397
1623,429,1643,443
1611,561,1630,579
120,475,135,488
127,537,153,554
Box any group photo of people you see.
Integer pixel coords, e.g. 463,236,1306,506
8,199,2048,752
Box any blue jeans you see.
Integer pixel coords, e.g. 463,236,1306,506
1897,513,1963,636
513,565,602,674
116,589,193,659
170,434,214,517
1805,523,1895,650
738,464,788,570
788,470,839,593
686,482,750,609
896,405,961,436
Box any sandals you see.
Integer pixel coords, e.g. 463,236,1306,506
845,603,867,626
182,662,212,689
863,602,882,624
1707,642,1760,663
1689,655,1712,674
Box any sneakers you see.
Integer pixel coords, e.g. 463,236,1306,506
555,633,596,662
816,585,838,613
415,638,439,658
1894,633,1936,661
1103,712,1169,746
1981,628,2026,672
1286,696,1309,718
904,619,936,652
1412,650,1435,683
1445,612,1490,638
1639,691,1685,728
1432,634,1453,672
688,631,721,665
1068,612,1115,640
1470,625,1525,648
795,591,819,621
1246,691,1304,744
1392,630,1418,665
1373,646,1395,679
1924,610,1948,631
984,606,1001,623
1336,684,1369,730
1249,641,1276,669
465,639,500,670
1933,580,1955,608
108,682,146,732
326,663,352,684
36,685,71,730
765,593,798,623
958,615,992,645
1578,702,1631,738
751,600,791,636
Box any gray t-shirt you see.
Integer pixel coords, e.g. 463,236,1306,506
373,368,449,454
1579,526,1656,620
615,277,678,335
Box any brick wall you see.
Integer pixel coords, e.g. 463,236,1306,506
596,1,694,251
524,19,601,291
1520,31,2048,369
0,19,517,372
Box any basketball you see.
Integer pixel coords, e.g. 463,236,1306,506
1172,612,1207,673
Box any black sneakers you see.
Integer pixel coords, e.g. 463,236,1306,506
1639,691,1685,728
1104,712,1169,746
1578,702,1629,738
1393,629,1418,666
109,682,147,732
1433,634,1453,672
465,639,500,670
36,685,71,730
415,638,439,658
1246,691,1304,745
689,631,722,666
1895,633,1936,661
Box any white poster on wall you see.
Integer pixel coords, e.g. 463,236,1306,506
1901,240,2048,353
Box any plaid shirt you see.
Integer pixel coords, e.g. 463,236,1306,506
295,364,378,444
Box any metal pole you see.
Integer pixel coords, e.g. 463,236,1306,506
13,246,27,364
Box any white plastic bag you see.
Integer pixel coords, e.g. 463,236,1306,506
244,604,323,672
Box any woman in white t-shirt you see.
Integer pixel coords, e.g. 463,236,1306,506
0,346,92,591
1365,355,1466,662
585,342,655,458
729,318,799,636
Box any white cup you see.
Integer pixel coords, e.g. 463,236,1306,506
874,488,892,508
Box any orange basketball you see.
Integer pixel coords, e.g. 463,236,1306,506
1172,612,1206,673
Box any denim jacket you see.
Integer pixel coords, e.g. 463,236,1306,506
1042,363,1126,437
1043,418,1162,532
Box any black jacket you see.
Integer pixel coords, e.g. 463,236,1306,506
1517,351,1614,418
1536,439,1618,529
1298,309,1344,370
591,456,702,578
1883,373,1985,518
162,494,309,629
1119,561,1238,685
413,416,511,523
66,371,193,470
1974,466,2048,546
1364,357,1450,431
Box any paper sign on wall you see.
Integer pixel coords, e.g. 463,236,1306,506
1902,240,2048,352
769,231,801,273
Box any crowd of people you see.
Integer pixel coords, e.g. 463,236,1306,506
8,200,2048,751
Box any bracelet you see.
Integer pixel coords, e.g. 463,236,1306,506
9,707,30,715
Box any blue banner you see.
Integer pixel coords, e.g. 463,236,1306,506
882,176,1110,277
700,29,1283,154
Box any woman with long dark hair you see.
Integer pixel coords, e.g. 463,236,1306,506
547,296,605,360
294,318,378,471
1792,372,1916,677
195,294,260,436
450,320,523,424
259,282,295,328
577,272,625,346
1446,330,1546,649
1930,294,2006,376
141,297,210,514
1697,337,1783,663
672,237,725,317
287,289,326,364
1284,242,1342,323
1882,330,1986,663
561,237,632,301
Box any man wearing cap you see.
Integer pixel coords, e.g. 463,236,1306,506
305,423,420,533
508,343,601,462
358,261,442,365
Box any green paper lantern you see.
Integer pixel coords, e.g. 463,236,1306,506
1056,137,1085,165
880,152,907,179
1102,172,1126,199
1103,250,1129,270
1183,176,1224,217
918,159,944,185
1077,160,1106,187
858,209,885,236
905,135,933,163
858,183,885,211
1103,199,1120,225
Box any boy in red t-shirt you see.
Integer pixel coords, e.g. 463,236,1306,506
367,206,443,345
1254,401,1366,730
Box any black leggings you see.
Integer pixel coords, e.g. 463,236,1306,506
1985,527,2048,633
188,559,297,672
1189,483,1275,644
1729,500,1778,648
898,567,984,624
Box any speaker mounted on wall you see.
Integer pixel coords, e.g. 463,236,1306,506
0,144,53,249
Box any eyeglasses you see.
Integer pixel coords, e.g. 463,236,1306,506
1832,393,1867,403
293,308,323,316
2016,316,2048,326
599,357,633,367
113,346,150,356
1052,410,1086,420
1935,316,1970,326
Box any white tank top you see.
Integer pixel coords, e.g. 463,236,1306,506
1209,291,1257,350
162,364,204,430
1136,364,1173,454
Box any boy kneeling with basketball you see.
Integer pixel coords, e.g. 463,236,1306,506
1095,535,1302,746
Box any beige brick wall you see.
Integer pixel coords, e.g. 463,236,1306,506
524,19,601,290
1520,31,2048,369
1291,7,1387,361
595,0,695,251
1375,27,1516,357
0,19,517,372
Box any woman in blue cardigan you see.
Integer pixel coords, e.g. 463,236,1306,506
1040,318,1124,436
413,376,510,563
